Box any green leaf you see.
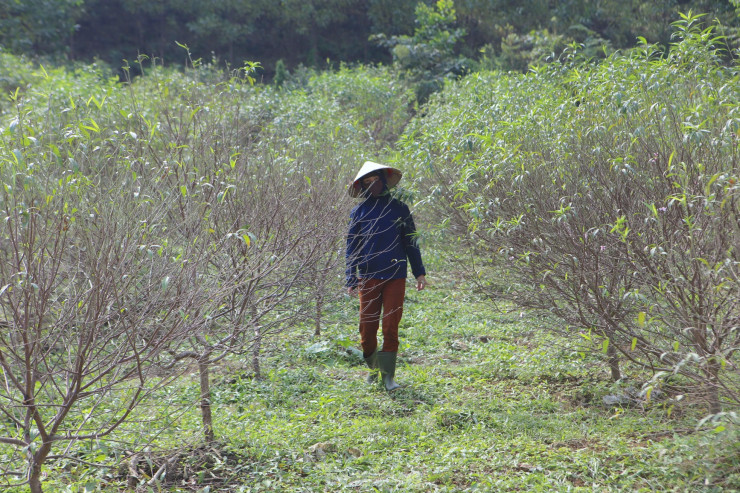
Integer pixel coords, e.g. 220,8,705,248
161,276,170,291
12,149,24,166
637,312,646,327
180,185,188,197
631,337,637,351
602,338,609,354
242,232,256,247
80,118,100,133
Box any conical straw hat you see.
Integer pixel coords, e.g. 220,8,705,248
348,161,402,197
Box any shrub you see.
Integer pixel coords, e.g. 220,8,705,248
399,12,740,414
0,56,412,490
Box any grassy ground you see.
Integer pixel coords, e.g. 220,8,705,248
36,270,740,492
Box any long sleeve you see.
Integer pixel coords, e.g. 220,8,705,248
402,207,426,279
345,211,361,288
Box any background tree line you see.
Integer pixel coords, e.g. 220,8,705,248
1,0,738,75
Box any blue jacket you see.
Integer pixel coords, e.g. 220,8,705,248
346,192,426,288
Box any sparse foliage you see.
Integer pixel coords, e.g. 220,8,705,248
400,13,740,412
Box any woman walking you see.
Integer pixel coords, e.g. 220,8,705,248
346,161,427,390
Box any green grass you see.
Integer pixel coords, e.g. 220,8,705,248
147,289,740,488
15,277,740,492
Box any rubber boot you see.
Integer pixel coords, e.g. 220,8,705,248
364,349,379,384
377,351,401,391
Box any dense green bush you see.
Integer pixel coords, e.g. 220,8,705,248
372,0,469,104
0,51,36,101
0,0,83,55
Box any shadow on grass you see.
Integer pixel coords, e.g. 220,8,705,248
388,384,438,409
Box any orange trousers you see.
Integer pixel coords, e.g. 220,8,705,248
358,277,406,356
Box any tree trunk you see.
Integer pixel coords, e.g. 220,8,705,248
127,454,140,488
28,445,51,493
314,293,323,337
252,325,262,380
198,353,214,442
607,339,621,382
691,324,721,413
706,358,722,414
29,471,43,493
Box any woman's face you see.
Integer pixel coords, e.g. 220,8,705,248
362,174,383,196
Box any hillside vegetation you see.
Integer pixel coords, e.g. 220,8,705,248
1,0,738,75
0,11,738,493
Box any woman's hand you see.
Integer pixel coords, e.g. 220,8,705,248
415,275,427,291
